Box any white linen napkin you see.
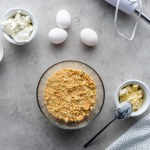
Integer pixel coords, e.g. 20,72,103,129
106,113,150,150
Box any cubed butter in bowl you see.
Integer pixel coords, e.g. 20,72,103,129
115,80,150,117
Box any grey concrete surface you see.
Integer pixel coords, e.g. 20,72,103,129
0,0,150,150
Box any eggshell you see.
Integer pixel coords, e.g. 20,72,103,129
56,10,71,29
48,28,68,44
80,28,98,46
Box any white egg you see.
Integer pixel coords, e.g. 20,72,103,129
56,10,71,29
80,28,98,46
48,28,68,44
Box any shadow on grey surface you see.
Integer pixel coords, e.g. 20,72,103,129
49,41,67,51
80,42,97,52
0,59,6,77
9,37,39,58
95,0,114,13
12,44,33,55
41,118,92,150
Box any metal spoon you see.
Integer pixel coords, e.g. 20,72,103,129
83,101,132,148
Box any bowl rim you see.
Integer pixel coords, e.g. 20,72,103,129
36,60,105,130
0,43,4,62
115,79,150,117
1,7,37,45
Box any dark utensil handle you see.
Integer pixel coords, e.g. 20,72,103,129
83,117,117,148
134,8,150,25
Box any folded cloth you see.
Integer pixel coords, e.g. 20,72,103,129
106,113,150,150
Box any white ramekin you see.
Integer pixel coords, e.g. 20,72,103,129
1,8,37,45
115,80,150,117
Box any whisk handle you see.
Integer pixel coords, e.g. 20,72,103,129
135,8,150,25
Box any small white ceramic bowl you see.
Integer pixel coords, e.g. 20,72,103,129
115,80,150,117
1,8,37,45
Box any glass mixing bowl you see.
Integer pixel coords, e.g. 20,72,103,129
36,61,105,129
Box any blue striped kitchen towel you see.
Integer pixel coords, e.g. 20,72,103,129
106,113,150,150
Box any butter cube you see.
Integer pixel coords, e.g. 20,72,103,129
132,84,138,91
119,88,127,97
126,86,132,94
137,90,143,99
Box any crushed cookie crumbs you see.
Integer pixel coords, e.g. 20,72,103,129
44,68,96,123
